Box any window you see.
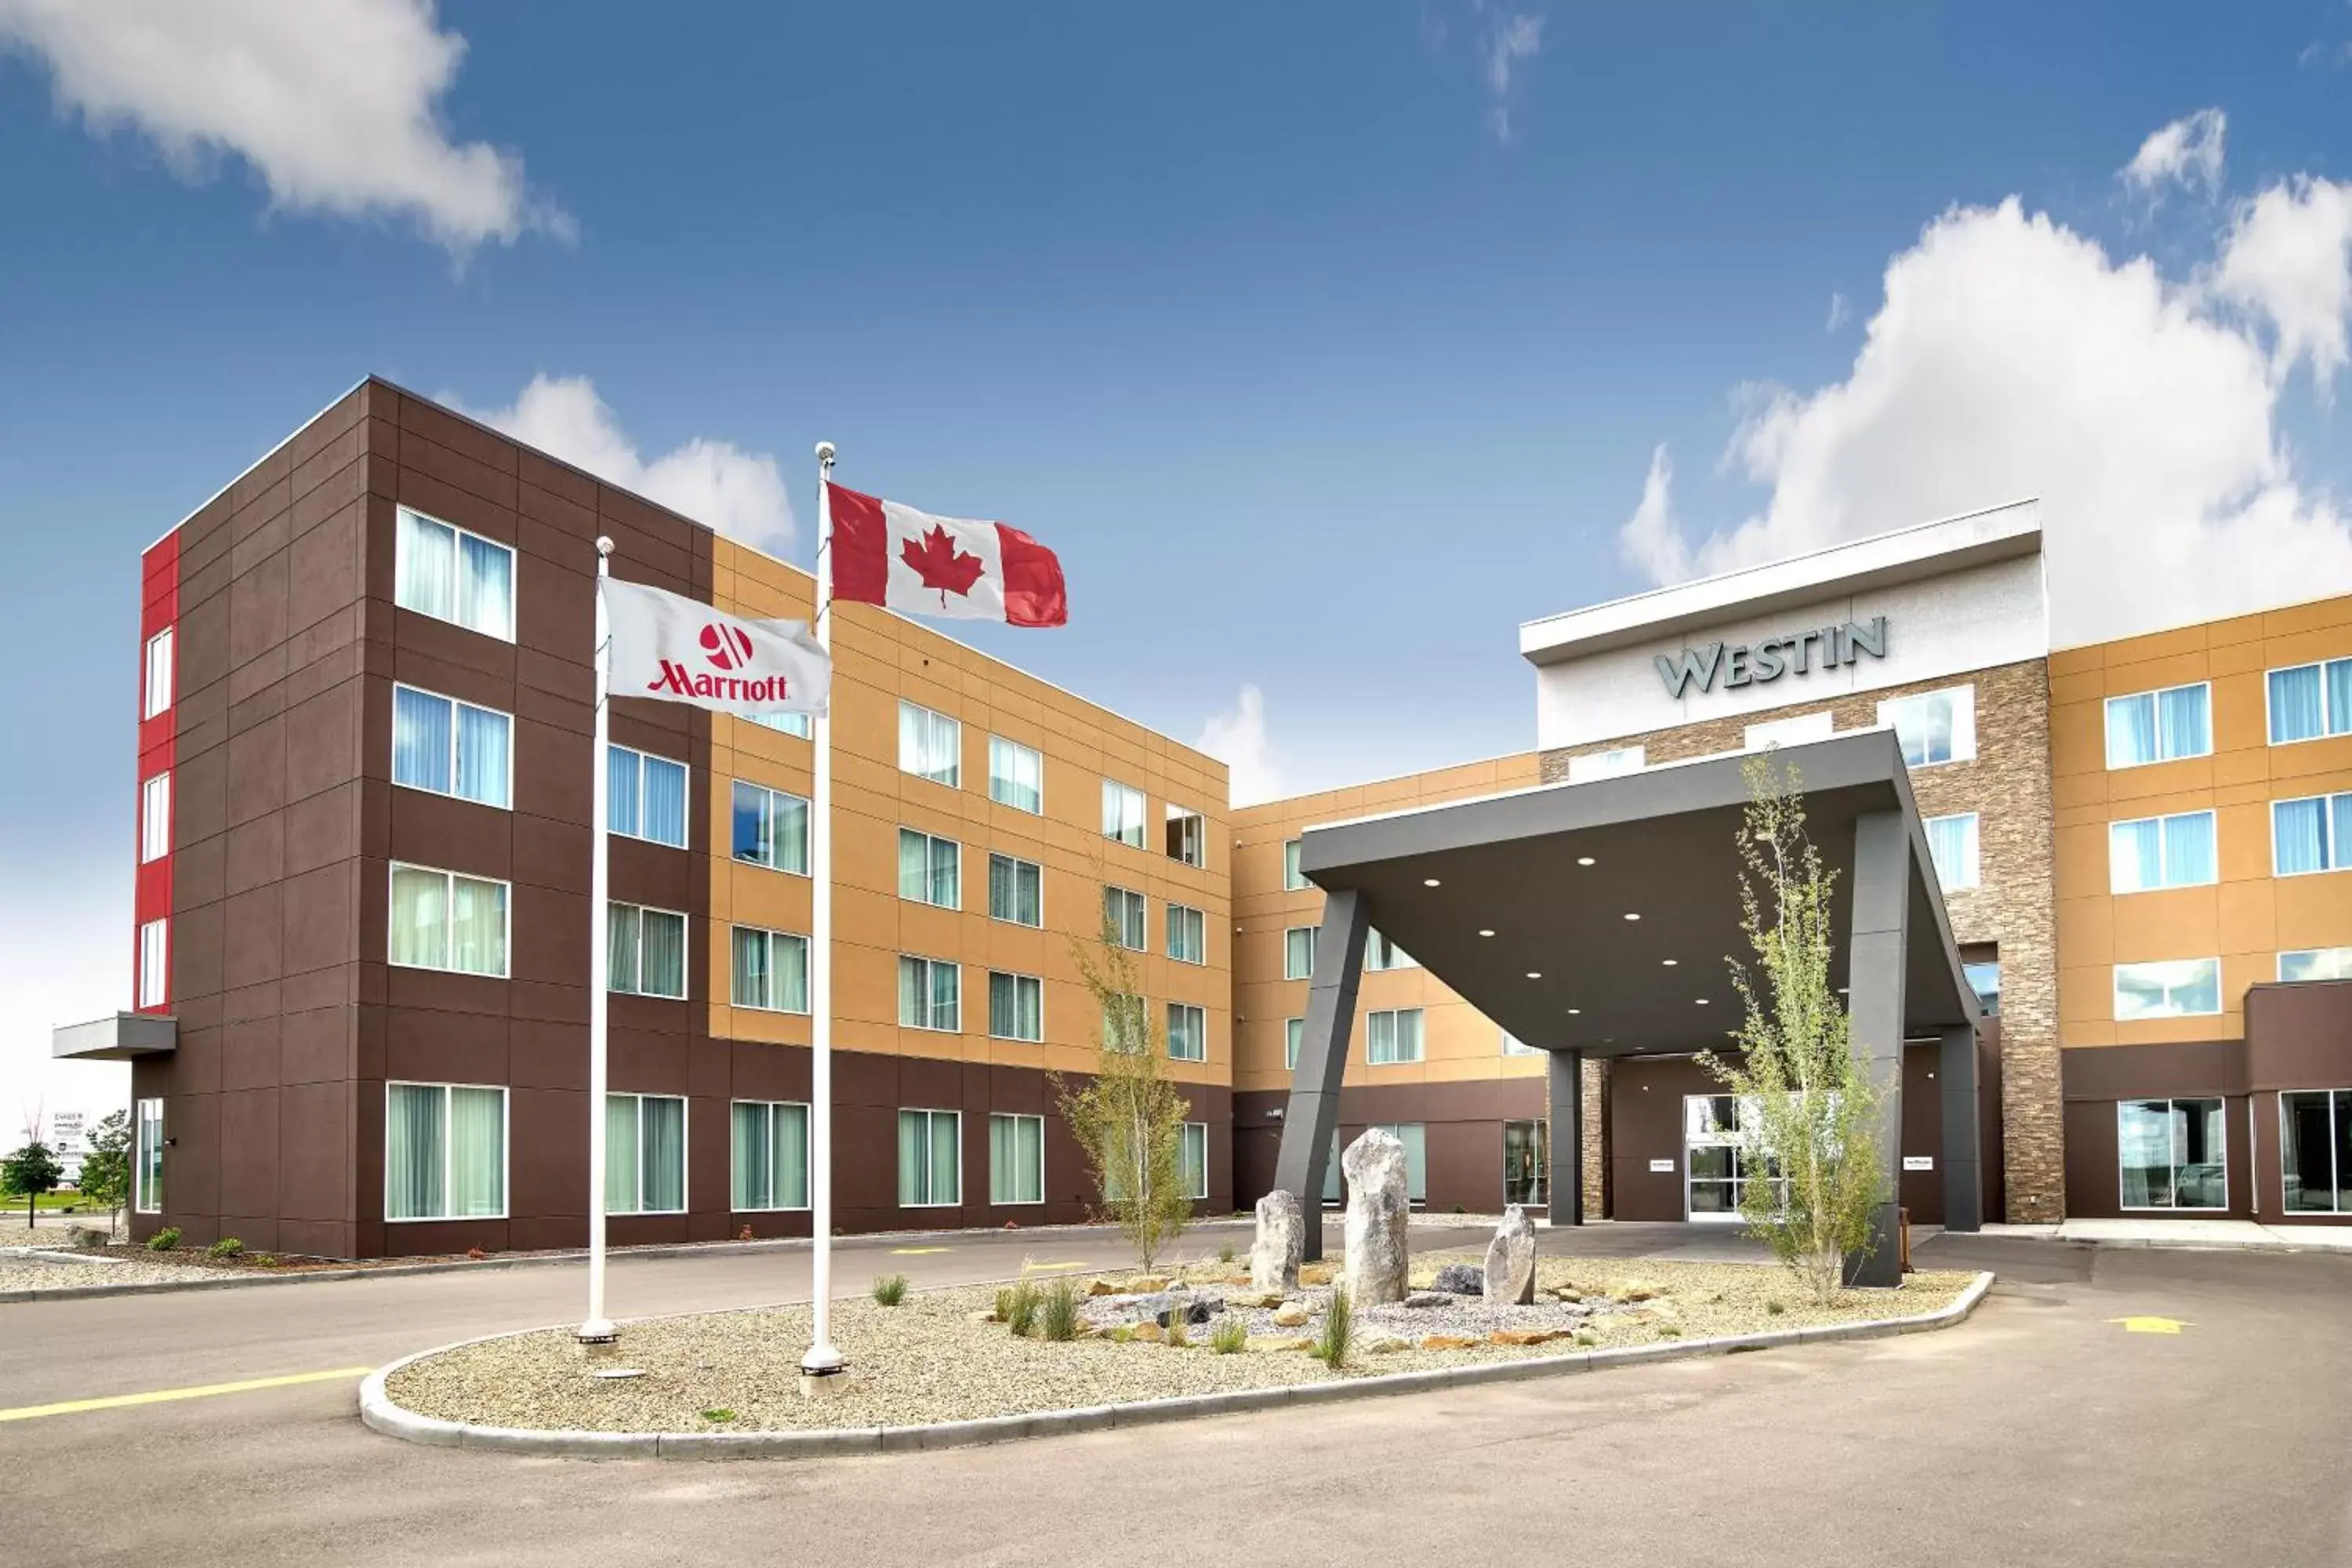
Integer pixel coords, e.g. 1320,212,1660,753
1165,805,1204,866
1925,813,1980,892
731,782,810,874
395,506,514,641
608,745,688,848
898,701,960,786
989,1112,1044,1205
747,710,813,739
1166,902,1205,964
1368,1007,1424,1065
1102,780,1146,848
137,919,168,1007
141,627,174,719
608,902,688,998
731,1101,810,1210
1104,885,1146,950
2281,1090,2352,1213
385,1082,506,1221
987,853,1042,927
1365,929,1417,971
2113,957,2222,1021
898,1109,961,1206
1283,926,1317,981
988,736,1043,813
1878,686,1976,768
1744,711,1834,751
2267,659,2352,745
389,864,509,978
140,773,171,864
898,956,960,1032
898,827,960,908
1502,1028,1541,1056
393,685,513,809
2274,793,2352,876
1684,1094,1788,1218
2281,948,2352,982
1101,992,1147,1054
1964,960,2002,1015
1167,1002,1207,1062
2111,810,2219,892
2118,1098,2227,1210
605,1094,687,1214
1370,1123,1429,1202
1566,745,1645,783
134,1098,164,1214
1285,1017,1304,1071
730,925,809,1013
1181,1121,1209,1200
989,971,1043,1041
2106,684,2212,768
1282,839,1306,891
1504,1118,1548,1207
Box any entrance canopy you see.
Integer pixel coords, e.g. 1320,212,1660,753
1295,728,1980,1057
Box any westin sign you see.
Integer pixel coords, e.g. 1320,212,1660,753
1654,616,1889,698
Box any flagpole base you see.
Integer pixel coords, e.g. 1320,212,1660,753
575,1319,619,1359
799,1341,848,1399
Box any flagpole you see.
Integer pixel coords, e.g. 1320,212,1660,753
801,443,846,1388
577,536,617,1347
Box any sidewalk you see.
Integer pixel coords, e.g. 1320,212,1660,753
1981,1218,2352,1253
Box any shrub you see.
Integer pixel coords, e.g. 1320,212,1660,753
1165,1316,1190,1349
1313,1287,1353,1368
252,1252,282,1269
701,1408,736,1423
1766,1299,1786,1316
147,1226,182,1252
1573,1329,1598,1347
466,1245,488,1261
1218,1241,1235,1265
1109,1324,1134,1343
1210,1316,1247,1355
998,1279,1041,1336
1657,1324,1683,1339
205,1237,245,1260
871,1273,909,1306
1038,1277,1082,1341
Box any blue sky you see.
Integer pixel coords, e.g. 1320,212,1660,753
2,1,2350,1123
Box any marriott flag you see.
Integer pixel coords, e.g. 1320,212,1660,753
604,578,830,715
827,483,1068,627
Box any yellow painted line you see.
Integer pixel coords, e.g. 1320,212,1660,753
2107,1316,2193,1335
1018,1259,1090,1273
0,1366,373,1423
887,1246,951,1255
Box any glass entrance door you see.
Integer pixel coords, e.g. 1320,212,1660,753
1683,1095,1784,1221
1503,1119,1548,1207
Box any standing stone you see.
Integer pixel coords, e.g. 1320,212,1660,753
1341,1128,1410,1306
1483,1204,1537,1305
1251,1188,1303,1293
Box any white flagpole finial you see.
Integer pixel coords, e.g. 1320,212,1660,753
815,441,836,466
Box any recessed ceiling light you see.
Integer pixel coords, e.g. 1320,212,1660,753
1694,997,1710,1005
1423,877,1441,887
1566,1007,1581,1015
1623,912,1642,921
1478,928,1496,938
1577,856,1595,866
1661,958,1678,967
1526,971,1543,980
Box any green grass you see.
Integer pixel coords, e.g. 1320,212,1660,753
1038,1278,1081,1341
1210,1316,1247,1355
1313,1287,1353,1368
870,1273,909,1306
700,1408,736,1423
997,1279,1041,1337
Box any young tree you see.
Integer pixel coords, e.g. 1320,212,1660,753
78,1110,133,1241
1,1140,65,1231
1698,754,1887,1305
1052,924,1195,1270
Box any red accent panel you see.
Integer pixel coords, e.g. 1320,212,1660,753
994,523,1069,628
825,483,891,606
135,531,180,1014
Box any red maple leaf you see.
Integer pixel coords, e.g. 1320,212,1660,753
901,524,987,598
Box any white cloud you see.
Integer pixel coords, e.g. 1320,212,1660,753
1198,684,1283,808
1825,292,1852,332
0,0,564,251
1480,11,1543,144
2213,176,2352,387
1615,191,2352,647
464,376,795,553
2119,107,2227,202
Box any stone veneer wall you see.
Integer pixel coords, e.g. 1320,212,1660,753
1580,1057,1608,1221
1539,658,2062,1224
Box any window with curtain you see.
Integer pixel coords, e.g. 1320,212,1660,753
392,684,512,809
747,710,814,739
2267,659,2352,744
608,746,688,847
1101,993,1147,1054
143,626,175,719
730,926,809,1012
2281,947,2352,982
1876,687,1976,768
140,773,171,863
1181,1122,1210,1200
987,853,1042,927
988,971,1044,1040
1282,839,1305,891
1924,813,1980,891
1372,1123,1429,1201
731,782,809,873
989,1113,1044,1205
1166,903,1205,964
137,920,167,1007
1365,929,1417,971
2118,1098,2227,1210
395,507,514,641
605,1094,686,1214
1285,1018,1304,1070
897,828,960,907
385,1082,506,1221
898,1109,960,1206
898,956,960,1031
1167,1003,1207,1062
1284,927,1316,981
2108,810,2218,892
608,902,687,998
2281,1089,2352,1214
2273,793,2352,876
1102,780,1145,847
2105,684,2211,768
987,736,1043,813
135,1098,165,1213
1104,885,1146,950
389,864,508,978
1164,805,1204,866
898,701,961,786
730,1100,810,1210
2113,957,2222,1021
1368,1007,1425,1064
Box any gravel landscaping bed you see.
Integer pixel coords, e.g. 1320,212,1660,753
0,1248,217,1291
383,1254,1975,1436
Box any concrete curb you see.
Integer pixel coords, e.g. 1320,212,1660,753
358,1269,1996,1461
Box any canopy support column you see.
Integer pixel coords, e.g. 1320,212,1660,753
1272,887,1370,1262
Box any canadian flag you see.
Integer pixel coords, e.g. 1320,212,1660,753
826,483,1068,627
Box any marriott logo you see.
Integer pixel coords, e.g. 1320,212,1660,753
1654,616,1889,698
646,661,798,703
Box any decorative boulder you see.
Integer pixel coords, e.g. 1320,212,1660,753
1152,1290,1221,1328
1429,1262,1484,1295
1341,1127,1411,1307
1483,1205,1537,1305
66,1224,111,1250
1250,1188,1304,1293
